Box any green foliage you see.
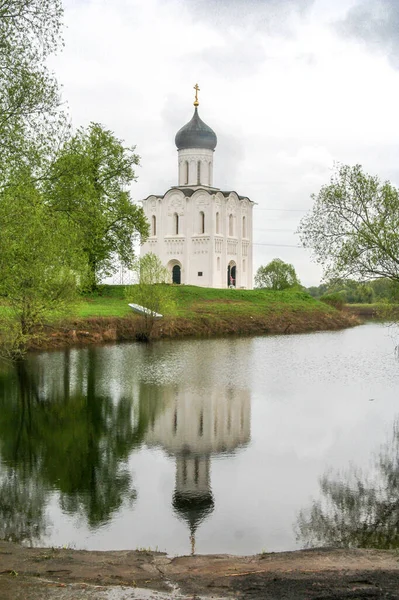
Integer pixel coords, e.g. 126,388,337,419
0,0,65,177
46,122,149,289
255,258,301,290
136,252,171,286
0,0,74,360
126,254,175,340
306,277,399,304
319,292,345,311
307,284,328,298
298,164,399,283
0,171,86,359
371,278,399,303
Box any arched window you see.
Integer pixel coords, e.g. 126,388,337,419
185,161,189,185
199,211,205,234
242,215,246,238
229,214,233,236
217,256,220,271
197,161,201,185
151,215,156,236
209,162,212,186
243,259,246,272
216,212,220,234
174,212,179,235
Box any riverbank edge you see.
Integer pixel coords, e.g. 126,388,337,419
31,309,360,351
1,542,399,599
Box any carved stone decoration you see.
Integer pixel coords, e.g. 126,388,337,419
195,194,210,208
168,194,185,216
227,196,237,215
150,198,157,210
240,199,248,212
227,240,238,255
192,237,210,255
215,194,222,207
166,238,185,255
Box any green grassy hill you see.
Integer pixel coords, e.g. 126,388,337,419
55,284,358,347
77,284,334,319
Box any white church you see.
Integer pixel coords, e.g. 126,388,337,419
141,85,254,289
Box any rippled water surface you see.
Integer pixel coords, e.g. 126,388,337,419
0,323,399,555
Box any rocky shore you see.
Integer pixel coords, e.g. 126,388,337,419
1,543,399,599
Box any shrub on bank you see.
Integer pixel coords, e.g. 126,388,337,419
320,292,345,311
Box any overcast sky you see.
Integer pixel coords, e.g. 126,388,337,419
50,0,399,286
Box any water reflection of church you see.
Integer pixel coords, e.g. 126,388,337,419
145,386,251,553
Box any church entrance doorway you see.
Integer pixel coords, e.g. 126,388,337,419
172,264,181,284
227,263,236,288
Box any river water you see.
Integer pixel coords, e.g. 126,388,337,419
0,322,398,555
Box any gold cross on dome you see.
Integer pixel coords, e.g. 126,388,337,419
194,83,200,107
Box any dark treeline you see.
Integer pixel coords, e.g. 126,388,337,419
307,278,399,304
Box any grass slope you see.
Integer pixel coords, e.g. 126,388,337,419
77,284,333,319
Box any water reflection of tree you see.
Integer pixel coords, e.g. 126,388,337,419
0,349,163,541
0,471,48,544
0,363,49,544
297,420,399,549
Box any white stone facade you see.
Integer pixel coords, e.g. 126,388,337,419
141,105,254,289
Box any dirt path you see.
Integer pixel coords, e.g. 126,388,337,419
1,543,399,599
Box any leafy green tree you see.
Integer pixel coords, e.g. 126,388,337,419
254,258,300,290
371,278,399,302
357,283,374,304
307,284,328,298
0,0,64,176
47,123,149,290
298,164,399,284
323,279,374,304
0,170,86,359
127,253,175,341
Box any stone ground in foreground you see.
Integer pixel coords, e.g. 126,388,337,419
1,543,399,600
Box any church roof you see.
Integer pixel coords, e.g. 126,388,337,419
144,188,252,202
175,108,217,151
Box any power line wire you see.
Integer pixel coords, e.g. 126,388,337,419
255,228,295,232
254,207,308,212
253,242,304,248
